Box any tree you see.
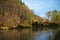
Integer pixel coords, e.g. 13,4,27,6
16,0,22,3
0,0,7,3
46,10,60,24
58,11,60,24
51,10,58,22
46,11,51,20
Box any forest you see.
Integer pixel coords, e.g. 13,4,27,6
0,0,60,30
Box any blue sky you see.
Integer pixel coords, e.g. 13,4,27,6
22,0,60,18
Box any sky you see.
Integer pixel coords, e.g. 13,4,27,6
22,0,60,18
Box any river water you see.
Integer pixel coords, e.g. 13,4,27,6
33,30,54,40
0,29,58,40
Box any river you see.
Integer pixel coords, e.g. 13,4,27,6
0,28,58,40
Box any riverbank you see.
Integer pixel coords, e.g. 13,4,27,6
32,22,60,30
0,22,60,30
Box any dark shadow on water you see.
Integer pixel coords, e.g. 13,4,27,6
54,30,60,40
32,22,44,31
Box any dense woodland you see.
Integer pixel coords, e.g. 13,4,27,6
0,0,60,29
46,10,60,24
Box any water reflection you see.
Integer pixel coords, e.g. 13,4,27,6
54,30,60,40
0,28,58,40
0,29,32,40
33,30,53,40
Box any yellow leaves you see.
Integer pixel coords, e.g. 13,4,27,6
32,15,41,23
1,27,9,30
4,12,9,16
0,0,43,28
22,4,32,14
8,18,14,22
42,18,48,23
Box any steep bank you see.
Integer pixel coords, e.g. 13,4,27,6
0,0,43,29
0,0,33,28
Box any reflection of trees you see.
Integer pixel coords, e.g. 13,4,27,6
0,29,32,40
0,31,5,40
54,30,60,40
18,29,32,40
